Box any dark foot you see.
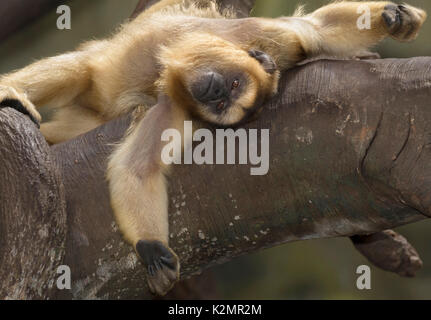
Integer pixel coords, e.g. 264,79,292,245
383,4,426,42
0,86,41,127
136,239,180,296
0,99,40,127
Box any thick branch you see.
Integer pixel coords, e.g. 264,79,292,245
0,108,66,299
1,57,430,299
47,57,431,298
1,0,430,300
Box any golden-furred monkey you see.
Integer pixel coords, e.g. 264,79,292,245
0,1,426,295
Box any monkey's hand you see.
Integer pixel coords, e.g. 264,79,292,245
136,240,180,296
383,4,427,42
0,85,41,127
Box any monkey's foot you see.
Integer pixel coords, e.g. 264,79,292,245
0,85,41,127
136,240,180,296
383,4,427,42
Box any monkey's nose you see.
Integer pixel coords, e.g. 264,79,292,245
191,72,228,103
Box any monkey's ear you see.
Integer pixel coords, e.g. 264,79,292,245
248,50,277,74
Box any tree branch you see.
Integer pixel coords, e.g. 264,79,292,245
2,57,430,299
1,0,430,299
0,109,66,299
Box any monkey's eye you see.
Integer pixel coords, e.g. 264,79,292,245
231,80,240,90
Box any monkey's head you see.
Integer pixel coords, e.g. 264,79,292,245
158,33,280,126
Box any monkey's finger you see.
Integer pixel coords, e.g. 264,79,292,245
160,255,177,269
147,265,156,277
154,259,163,272
147,278,156,294
158,270,171,288
148,272,172,296
163,266,179,282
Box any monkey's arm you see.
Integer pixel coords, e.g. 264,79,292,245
107,95,187,296
0,51,92,125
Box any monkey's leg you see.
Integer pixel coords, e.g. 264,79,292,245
305,1,427,57
108,96,185,296
41,105,104,144
0,51,91,126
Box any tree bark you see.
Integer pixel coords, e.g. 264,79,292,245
1,0,430,300
0,109,66,299
1,57,430,299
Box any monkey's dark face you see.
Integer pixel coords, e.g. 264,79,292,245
190,71,247,116
158,33,280,125
188,50,279,125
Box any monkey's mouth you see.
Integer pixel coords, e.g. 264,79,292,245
214,99,230,113
191,71,232,115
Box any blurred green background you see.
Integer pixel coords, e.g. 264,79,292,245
0,0,430,299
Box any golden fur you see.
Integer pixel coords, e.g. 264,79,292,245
0,0,426,295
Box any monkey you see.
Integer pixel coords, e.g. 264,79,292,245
0,1,426,295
